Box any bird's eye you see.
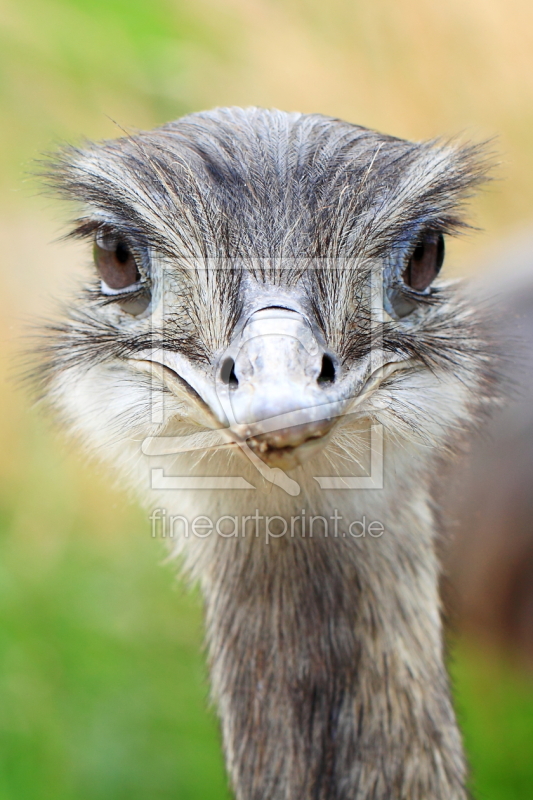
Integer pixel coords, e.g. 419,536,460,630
93,231,151,316
403,232,445,292
94,233,140,290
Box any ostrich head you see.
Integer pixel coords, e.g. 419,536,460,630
39,108,493,800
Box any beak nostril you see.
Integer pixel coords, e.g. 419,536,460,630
317,354,336,384
221,357,239,387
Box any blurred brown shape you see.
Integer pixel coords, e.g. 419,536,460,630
443,236,533,665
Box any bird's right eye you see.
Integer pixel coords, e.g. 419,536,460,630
93,231,151,316
403,232,445,292
93,233,141,290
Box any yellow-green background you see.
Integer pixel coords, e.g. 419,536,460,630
1,1,532,798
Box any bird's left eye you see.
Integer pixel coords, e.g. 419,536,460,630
94,233,140,290
403,232,445,292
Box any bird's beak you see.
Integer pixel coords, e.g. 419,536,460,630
137,306,409,474
213,307,348,469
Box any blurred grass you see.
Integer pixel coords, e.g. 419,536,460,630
452,645,533,800
0,0,533,797
0,397,230,800
1,398,532,799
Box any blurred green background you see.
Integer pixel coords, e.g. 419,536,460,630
1,1,533,798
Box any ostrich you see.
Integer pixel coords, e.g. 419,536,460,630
38,107,495,800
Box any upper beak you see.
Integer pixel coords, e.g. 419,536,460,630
213,307,347,467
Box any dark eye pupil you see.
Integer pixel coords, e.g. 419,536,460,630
115,241,130,264
94,236,140,291
403,233,445,293
413,242,426,262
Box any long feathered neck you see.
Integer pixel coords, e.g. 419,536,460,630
190,481,467,800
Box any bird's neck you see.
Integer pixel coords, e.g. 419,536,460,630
199,491,467,800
